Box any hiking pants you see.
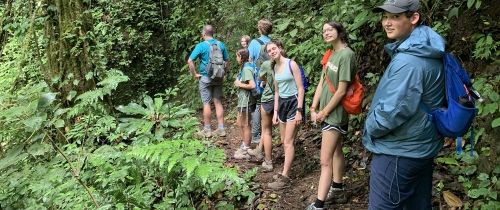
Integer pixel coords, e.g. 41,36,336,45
369,154,433,210
251,103,261,142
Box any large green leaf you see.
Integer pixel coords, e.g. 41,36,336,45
37,92,57,109
492,117,500,128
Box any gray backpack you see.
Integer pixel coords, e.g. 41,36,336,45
254,38,270,69
205,41,225,81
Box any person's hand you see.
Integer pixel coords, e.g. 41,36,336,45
272,112,279,125
234,80,240,87
194,73,201,80
317,110,327,123
310,110,318,123
295,111,302,125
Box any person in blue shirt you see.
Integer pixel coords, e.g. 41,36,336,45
247,19,273,148
187,25,230,138
363,0,445,209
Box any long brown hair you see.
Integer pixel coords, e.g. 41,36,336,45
266,39,288,58
237,48,249,63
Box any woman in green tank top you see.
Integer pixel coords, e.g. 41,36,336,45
265,39,305,189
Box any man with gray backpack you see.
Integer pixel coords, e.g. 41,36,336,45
188,25,229,138
246,19,273,146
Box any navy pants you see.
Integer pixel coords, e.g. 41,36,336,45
369,154,433,210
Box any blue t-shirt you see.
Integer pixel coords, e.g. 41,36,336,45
248,35,271,62
189,38,229,77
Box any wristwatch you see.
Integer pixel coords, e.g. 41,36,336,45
296,107,303,113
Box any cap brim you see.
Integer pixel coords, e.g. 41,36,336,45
373,5,408,13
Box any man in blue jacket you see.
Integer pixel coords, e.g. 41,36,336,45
188,25,229,138
363,0,445,209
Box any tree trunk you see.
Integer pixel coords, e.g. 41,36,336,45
44,0,95,98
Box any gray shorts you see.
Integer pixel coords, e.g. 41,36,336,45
261,101,274,114
199,77,223,104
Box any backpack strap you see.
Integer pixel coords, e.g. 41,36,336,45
256,38,265,45
205,40,214,60
288,59,295,76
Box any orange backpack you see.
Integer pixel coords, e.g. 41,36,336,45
321,49,364,115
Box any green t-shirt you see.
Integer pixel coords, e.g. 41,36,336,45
237,65,256,108
259,61,274,103
319,47,356,126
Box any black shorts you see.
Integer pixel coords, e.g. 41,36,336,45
278,95,299,123
321,122,348,135
261,101,274,114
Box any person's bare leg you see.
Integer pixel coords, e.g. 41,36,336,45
317,130,341,200
261,106,273,161
213,98,224,127
281,122,297,177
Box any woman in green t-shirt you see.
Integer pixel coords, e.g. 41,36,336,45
307,21,356,210
233,48,257,160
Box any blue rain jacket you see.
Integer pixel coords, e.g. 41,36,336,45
362,25,446,159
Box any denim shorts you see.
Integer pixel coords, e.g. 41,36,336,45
199,77,223,104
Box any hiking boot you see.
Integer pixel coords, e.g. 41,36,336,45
247,147,264,160
212,128,226,137
261,159,273,172
195,129,212,138
233,148,251,160
305,203,324,210
268,174,291,189
326,186,347,204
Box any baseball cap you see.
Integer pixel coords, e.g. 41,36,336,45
373,0,421,13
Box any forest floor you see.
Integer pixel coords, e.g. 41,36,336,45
200,102,458,209
202,107,371,210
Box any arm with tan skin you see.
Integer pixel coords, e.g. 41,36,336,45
187,59,201,79
310,74,324,122
272,75,280,125
234,78,255,90
317,81,348,122
290,60,304,124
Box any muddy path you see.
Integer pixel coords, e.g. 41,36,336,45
204,110,370,210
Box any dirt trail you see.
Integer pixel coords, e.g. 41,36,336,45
209,116,370,210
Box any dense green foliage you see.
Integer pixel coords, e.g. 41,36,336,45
0,0,498,209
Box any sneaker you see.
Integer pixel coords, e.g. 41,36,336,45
233,148,250,160
261,160,273,172
305,203,324,210
326,186,347,204
247,147,263,160
195,129,211,138
268,174,291,189
251,135,261,144
213,129,226,137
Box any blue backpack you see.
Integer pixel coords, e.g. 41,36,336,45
288,60,309,93
428,53,478,154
